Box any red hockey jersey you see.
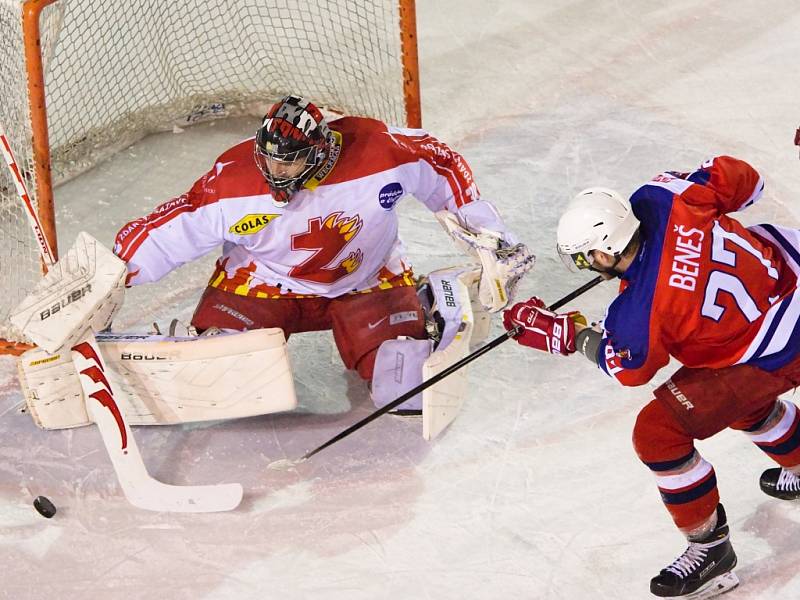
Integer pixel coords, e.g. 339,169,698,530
598,156,800,386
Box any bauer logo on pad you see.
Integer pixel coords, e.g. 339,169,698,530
378,182,404,210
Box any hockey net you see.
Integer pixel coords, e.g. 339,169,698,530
0,0,421,353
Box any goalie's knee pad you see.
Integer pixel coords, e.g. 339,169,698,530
371,337,432,412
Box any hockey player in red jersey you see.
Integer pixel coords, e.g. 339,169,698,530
503,156,800,599
114,95,533,389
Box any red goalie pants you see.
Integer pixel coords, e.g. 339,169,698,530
191,285,426,380
632,356,800,534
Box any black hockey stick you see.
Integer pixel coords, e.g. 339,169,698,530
302,275,604,460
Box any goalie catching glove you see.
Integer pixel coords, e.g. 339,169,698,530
503,297,586,356
437,211,535,312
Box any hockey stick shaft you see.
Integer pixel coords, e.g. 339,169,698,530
302,275,604,460
0,127,56,267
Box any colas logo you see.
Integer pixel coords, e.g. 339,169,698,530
229,213,280,235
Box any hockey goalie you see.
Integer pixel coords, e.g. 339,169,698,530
11,95,534,511
109,95,533,421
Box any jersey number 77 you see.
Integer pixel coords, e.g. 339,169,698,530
701,220,779,323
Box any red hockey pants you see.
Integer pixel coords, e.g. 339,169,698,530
191,286,426,380
633,357,800,533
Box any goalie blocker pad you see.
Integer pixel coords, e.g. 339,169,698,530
371,265,490,440
10,231,127,353
17,328,296,429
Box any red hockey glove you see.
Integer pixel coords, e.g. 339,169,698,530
503,297,585,356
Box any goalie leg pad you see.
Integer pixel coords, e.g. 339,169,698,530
17,328,297,429
421,266,480,440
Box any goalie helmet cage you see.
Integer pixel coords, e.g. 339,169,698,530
0,0,422,354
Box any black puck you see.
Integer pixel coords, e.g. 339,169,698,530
33,495,57,518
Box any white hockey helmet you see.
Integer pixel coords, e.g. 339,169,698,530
556,187,640,271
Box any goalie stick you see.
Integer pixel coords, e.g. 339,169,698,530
302,275,604,460
71,332,243,512
2,125,242,512
0,126,56,268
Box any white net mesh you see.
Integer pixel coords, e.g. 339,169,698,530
0,0,414,345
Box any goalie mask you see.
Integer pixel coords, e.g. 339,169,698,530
556,187,640,273
254,95,333,205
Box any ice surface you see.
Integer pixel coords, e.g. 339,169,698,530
3,1,800,598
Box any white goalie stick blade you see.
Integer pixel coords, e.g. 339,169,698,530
71,331,243,512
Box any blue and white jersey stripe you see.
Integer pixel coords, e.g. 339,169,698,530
739,224,800,369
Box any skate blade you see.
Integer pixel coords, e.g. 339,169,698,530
674,571,739,599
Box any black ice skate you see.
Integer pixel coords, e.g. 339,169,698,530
650,504,739,599
760,467,800,500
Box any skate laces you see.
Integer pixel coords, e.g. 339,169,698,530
777,469,800,491
665,536,727,579
665,544,707,578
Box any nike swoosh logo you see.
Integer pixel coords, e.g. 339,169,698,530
215,160,235,174
368,316,388,330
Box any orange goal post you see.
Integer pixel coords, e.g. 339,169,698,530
0,0,421,354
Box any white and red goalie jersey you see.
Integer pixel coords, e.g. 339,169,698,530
114,117,511,297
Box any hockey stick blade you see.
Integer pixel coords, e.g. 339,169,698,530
75,332,244,512
302,275,604,460
121,479,244,513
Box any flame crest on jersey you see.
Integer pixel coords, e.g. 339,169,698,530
289,212,364,284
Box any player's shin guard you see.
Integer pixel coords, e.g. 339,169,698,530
645,451,720,534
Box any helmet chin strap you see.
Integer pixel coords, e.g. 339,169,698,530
590,253,625,278
593,233,643,278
